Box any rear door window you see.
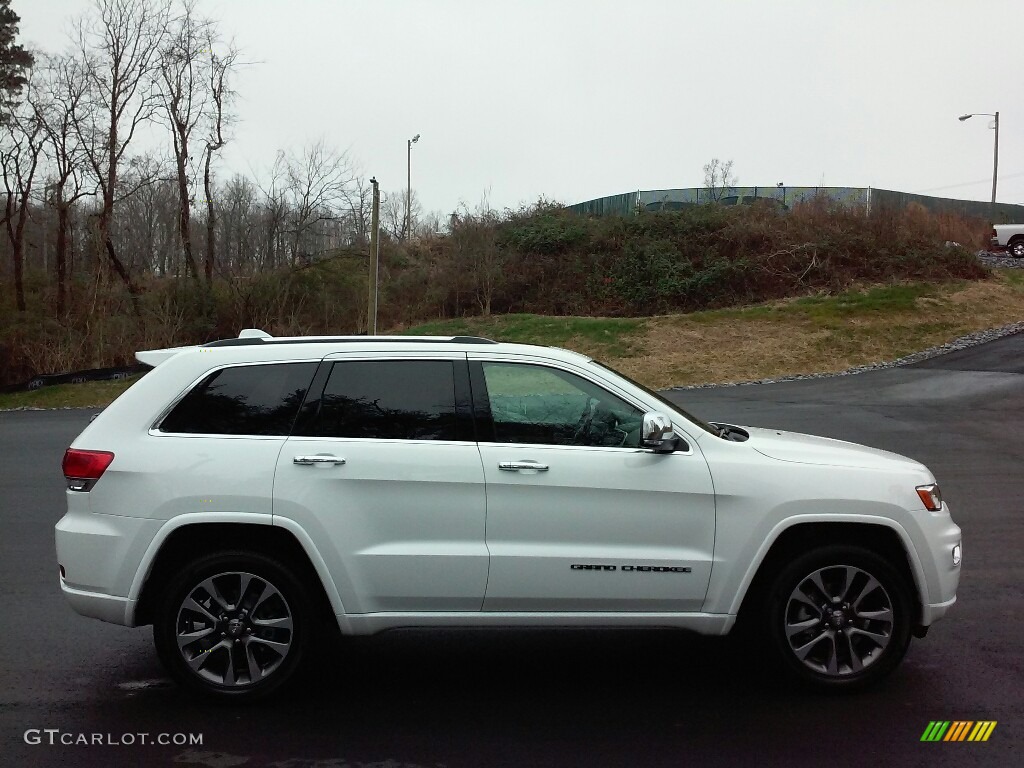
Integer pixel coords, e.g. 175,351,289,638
296,360,460,441
159,363,318,435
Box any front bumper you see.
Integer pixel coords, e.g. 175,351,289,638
915,510,961,627
922,594,957,626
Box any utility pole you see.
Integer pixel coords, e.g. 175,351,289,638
406,133,420,240
367,177,380,334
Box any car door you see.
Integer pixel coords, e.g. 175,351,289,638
273,353,488,613
470,356,716,613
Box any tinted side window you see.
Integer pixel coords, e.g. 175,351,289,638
300,360,458,441
481,362,644,447
160,363,317,436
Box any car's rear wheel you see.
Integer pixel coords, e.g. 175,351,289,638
1008,237,1024,259
765,546,913,690
153,551,311,701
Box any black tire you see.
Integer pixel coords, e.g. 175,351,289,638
763,545,913,691
1008,237,1024,259
153,550,312,701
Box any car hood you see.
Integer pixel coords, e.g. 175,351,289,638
737,426,927,472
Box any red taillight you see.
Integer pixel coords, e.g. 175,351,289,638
62,449,114,490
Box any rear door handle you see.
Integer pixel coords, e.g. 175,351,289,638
293,455,346,466
498,460,549,472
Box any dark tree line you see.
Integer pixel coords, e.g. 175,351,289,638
0,0,423,318
0,0,532,385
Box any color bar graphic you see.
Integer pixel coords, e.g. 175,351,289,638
921,721,996,742
921,721,950,741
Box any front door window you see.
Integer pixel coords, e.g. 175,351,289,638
481,362,644,447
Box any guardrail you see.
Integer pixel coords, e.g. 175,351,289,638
0,365,149,394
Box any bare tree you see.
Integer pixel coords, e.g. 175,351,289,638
279,140,353,264
72,0,172,305
451,195,504,315
217,173,257,274
413,209,444,239
340,173,373,247
1,66,46,311
200,33,238,282
113,155,175,275
380,188,420,242
702,157,737,202
258,153,289,270
158,0,210,283
35,54,94,312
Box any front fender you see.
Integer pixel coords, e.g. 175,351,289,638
704,512,928,619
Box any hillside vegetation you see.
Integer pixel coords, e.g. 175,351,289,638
8,271,1024,409
409,272,1024,390
0,201,992,385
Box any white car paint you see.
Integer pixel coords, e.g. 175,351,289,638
55,335,961,646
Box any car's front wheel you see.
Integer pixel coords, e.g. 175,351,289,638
765,546,913,690
153,551,311,701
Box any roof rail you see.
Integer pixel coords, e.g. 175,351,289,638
450,336,497,345
201,334,498,348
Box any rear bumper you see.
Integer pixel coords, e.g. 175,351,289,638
54,502,160,627
59,580,135,625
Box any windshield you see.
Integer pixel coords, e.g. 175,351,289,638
591,361,720,436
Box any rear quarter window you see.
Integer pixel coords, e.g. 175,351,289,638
159,362,318,436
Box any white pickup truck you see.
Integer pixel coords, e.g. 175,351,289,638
992,225,1024,257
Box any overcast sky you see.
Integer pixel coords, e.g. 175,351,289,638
15,0,1024,217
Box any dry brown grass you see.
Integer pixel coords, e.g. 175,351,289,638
608,271,1024,389
8,272,1024,409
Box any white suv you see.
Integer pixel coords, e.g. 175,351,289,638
55,331,962,699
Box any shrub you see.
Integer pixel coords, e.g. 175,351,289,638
0,203,990,384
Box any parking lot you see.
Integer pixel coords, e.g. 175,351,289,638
1,334,1022,768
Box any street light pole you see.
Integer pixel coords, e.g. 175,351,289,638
958,111,1000,221
991,111,999,215
406,133,420,240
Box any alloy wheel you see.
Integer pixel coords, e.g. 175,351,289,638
174,571,294,688
783,564,894,677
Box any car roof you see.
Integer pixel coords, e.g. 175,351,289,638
136,329,591,368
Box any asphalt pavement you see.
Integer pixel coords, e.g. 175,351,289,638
2,334,1022,768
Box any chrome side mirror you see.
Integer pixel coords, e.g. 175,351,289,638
641,412,680,453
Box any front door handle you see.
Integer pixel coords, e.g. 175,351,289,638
498,460,550,472
293,455,346,466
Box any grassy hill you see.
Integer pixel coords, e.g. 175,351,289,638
0,200,996,389
7,270,1023,409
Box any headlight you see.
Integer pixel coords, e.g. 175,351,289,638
916,483,943,512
